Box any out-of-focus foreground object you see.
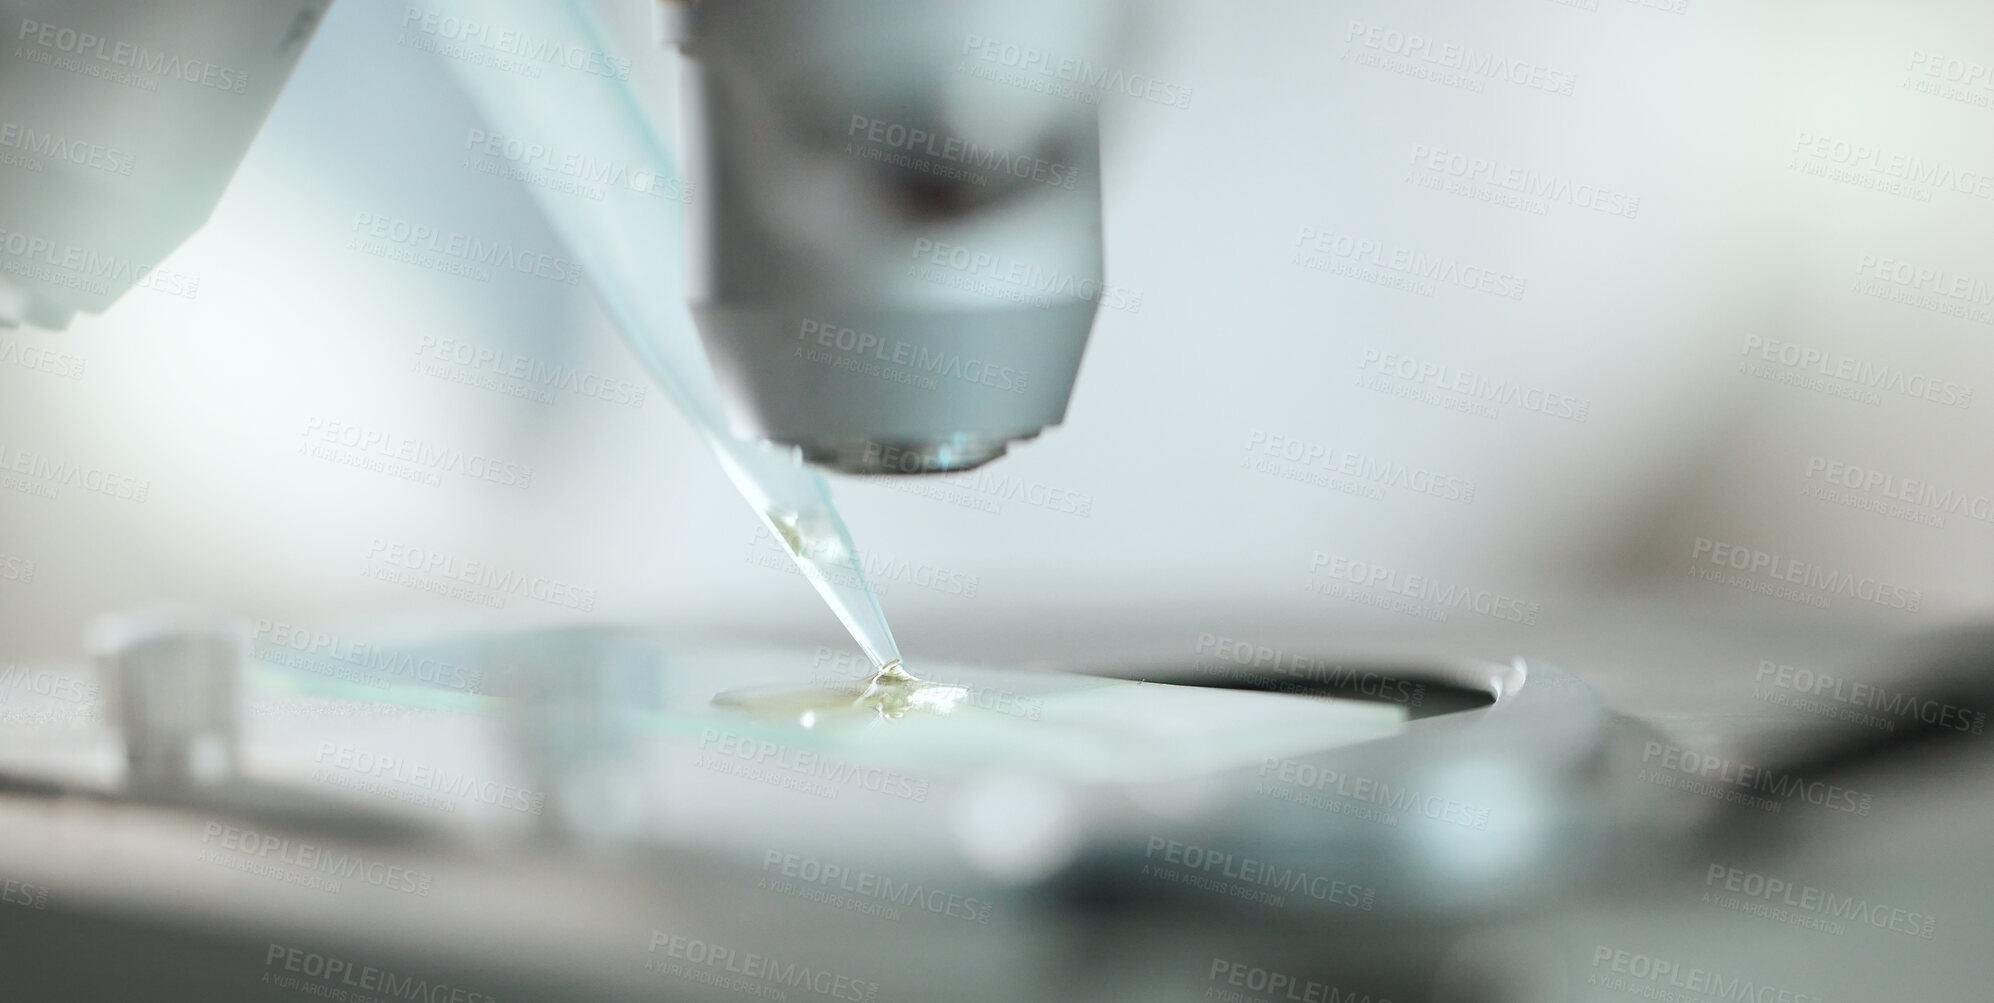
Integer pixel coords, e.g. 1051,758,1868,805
0,0,329,329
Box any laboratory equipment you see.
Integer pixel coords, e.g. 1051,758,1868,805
665,0,1114,473
0,0,1128,673
0,0,331,329
0,601,1983,1002
0,0,1114,475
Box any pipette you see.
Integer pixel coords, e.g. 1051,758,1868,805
426,0,902,673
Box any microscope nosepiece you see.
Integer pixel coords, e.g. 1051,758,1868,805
803,438,1016,477
692,298,1099,476
673,0,1112,476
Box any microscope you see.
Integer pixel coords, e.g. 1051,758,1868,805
0,0,1116,476
668,0,1115,474
8,7,1984,1003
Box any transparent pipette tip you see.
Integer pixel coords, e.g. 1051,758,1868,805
764,508,901,671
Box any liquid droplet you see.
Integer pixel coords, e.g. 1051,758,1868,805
714,659,968,725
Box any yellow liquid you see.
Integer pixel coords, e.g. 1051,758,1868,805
714,660,968,726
